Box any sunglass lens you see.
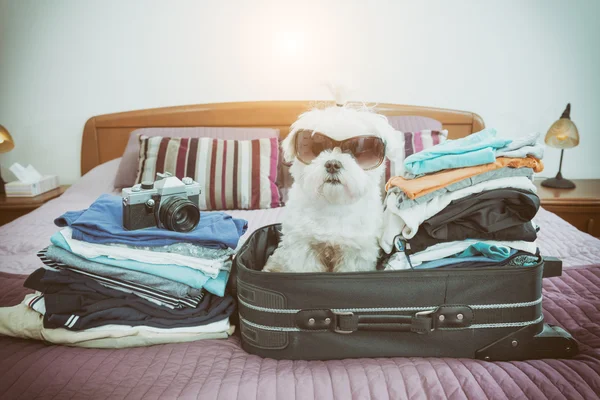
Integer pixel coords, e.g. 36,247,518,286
343,137,385,169
295,131,335,164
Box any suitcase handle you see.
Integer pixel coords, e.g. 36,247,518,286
333,305,473,334
542,257,562,278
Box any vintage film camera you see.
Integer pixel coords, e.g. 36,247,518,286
122,173,201,232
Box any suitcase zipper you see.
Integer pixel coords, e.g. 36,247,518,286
238,295,542,314
239,314,545,332
238,296,544,334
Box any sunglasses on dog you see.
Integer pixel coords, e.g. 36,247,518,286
294,130,386,170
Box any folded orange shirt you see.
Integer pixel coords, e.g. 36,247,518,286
385,157,544,199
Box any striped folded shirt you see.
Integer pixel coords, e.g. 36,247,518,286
37,248,204,309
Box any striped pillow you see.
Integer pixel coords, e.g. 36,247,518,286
384,129,448,181
136,135,281,210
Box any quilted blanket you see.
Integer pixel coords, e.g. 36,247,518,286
0,160,599,399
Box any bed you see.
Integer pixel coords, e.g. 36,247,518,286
1,101,599,399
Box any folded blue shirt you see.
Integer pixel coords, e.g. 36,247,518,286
403,128,512,175
55,194,248,249
50,231,229,296
413,250,517,270
456,242,512,261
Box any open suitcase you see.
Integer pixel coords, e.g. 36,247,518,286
232,224,578,361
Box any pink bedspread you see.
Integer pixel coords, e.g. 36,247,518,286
1,159,599,399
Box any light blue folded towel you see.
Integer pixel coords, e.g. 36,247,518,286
404,128,512,175
496,132,544,159
50,232,229,297
414,250,517,269
456,242,513,261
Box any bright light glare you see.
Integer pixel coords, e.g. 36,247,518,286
277,31,304,57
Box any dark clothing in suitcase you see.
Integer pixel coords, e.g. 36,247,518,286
406,188,540,254
232,224,577,361
408,222,538,254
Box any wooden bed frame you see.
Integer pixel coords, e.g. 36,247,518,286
81,101,484,175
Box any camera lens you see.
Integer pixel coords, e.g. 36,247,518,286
159,197,200,232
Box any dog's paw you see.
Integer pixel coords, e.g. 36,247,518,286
333,257,378,273
263,259,284,273
263,265,283,273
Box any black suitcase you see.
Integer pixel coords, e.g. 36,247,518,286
232,224,578,361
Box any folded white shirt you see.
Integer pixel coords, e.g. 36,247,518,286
379,176,537,253
60,227,230,278
384,239,538,270
496,132,544,159
85,318,231,334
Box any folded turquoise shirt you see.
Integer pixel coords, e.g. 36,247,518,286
403,128,512,175
414,250,517,269
50,232,229,297
456,242,512,261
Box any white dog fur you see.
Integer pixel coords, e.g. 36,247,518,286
263,104,399,273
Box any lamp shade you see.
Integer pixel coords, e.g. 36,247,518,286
544,103,579,149
0,124,15,153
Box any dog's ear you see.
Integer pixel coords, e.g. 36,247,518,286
383,128,401,160
374,119,401,161
281,127,299,164
282,108,320,164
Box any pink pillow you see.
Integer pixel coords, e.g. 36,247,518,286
383,116,445,179
386,115,442,132
136,135,281,210
384,129,448,181
114,127,280,189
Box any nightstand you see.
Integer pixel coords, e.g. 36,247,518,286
0,185,69,226
535,179,600,237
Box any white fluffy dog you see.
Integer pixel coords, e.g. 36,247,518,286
264,104,398,273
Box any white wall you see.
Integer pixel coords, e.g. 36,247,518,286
1,0,599,184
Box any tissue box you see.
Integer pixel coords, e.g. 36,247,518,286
5,175,60,197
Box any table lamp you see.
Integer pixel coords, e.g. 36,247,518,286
0,124,15,195
542,103,579,189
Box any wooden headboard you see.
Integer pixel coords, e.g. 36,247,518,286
81,101,484,175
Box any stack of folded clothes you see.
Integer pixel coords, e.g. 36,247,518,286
16,193,247,347
380,128,544,270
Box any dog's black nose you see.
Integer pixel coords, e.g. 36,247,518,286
325,160,342,174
